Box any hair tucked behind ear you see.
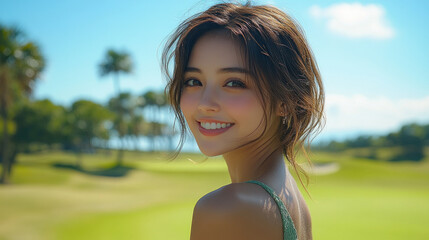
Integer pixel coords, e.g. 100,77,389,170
162,2,325,188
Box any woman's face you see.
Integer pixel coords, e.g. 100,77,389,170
180,31,269,156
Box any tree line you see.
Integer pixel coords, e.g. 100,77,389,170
1,91,171,154
316,122,429,162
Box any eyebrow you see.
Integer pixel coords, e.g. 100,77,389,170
185,67,249,74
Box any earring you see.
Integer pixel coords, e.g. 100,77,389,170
280,111,287,125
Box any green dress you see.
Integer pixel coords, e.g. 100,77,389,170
245,180,298,240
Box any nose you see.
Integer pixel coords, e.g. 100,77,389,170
197,86,220,113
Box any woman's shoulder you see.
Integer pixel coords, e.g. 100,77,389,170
190,182,283,240
195,182,286,212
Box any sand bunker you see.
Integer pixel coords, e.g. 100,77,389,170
302,162,340,175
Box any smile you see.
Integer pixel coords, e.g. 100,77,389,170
197,120,234,136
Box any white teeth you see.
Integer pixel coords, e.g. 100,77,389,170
200,122,232,130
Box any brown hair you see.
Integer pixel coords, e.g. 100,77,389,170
162,2,325,186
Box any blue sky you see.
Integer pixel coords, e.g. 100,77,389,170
2,0,429,140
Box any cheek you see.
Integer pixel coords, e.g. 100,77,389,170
225,94,264,121
180,92,198,119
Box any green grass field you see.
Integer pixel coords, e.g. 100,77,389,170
0,149,428,240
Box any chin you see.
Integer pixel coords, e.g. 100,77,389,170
198,148,223,157
196,143,225,157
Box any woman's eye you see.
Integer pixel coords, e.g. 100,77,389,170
225,80,247,88
184,79,202,87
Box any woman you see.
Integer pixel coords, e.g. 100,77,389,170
162,2,324,239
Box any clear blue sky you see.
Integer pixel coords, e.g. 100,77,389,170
2,0,429,138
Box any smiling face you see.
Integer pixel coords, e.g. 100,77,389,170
180,31,270,156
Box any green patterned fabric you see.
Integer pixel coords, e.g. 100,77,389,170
245,180,298,240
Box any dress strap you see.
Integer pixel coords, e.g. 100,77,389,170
245,180,298,240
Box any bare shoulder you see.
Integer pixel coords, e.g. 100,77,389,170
190,183,283,240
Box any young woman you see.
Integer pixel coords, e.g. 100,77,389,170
162,2,324,240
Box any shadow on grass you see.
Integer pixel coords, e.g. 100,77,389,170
51,163,135,178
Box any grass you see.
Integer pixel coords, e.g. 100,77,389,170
0,149,428,240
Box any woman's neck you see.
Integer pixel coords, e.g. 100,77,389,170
223,136,285,183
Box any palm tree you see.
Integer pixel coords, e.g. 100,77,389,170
99,49,132,165
107,92,138,165
140,91,169,151
0,25,45,184
99,49,132,95
129,114,145,151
